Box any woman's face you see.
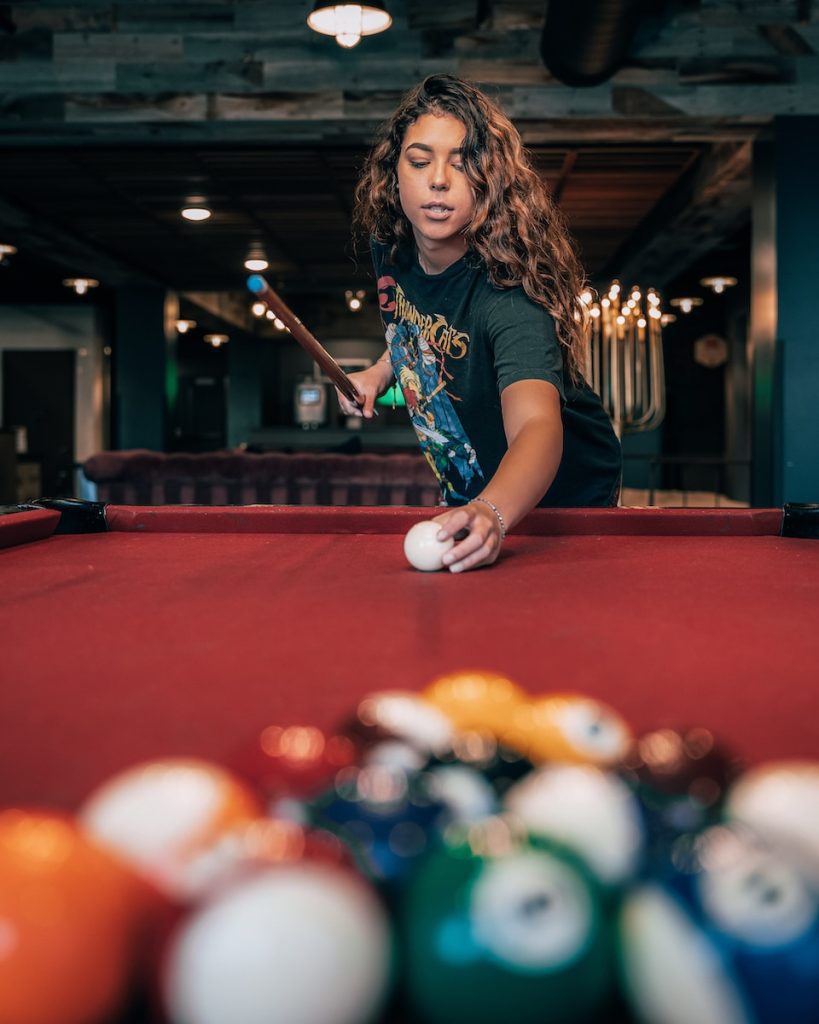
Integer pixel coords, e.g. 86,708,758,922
396,112,475,255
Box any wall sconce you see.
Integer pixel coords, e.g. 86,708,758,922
0,244,17,262
583,281,666,437
660,313,677,326
63,278,99,296
669,297,703,314
176,319,197,334
700,276,737,295
345,288,366,312
307,2,392,48
204,333,229,348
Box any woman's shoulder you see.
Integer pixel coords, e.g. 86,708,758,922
485,282,558,333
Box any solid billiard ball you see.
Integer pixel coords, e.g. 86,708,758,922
162,862,393,1024
403,520,454,571
0,809,147,1024
309,761,448,892
423,670,529,741
230,723,358,810
621,726,739,863
79,757,263,902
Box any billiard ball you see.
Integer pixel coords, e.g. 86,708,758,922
618,824,819,1024
725,759,819,887
79,757,263,903
230,723,358,814
403,520,454,571
621,726,740,865
504,763,644,891
162,862,393,1024
400,819,613,1024
0,809,147,1024
423,670,529,741
503,692,632,766
309,761,448,891
339,684,454,765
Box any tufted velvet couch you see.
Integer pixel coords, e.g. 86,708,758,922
81,449,441,507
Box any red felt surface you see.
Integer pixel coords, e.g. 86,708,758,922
1,508,818,810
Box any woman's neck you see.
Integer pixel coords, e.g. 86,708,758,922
414,235,468,275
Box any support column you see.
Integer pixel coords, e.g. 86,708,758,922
113,287,178,451
750,119,819,506
227,330,262,449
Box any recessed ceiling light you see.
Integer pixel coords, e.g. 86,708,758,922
181,207,212,222
244,257,269,272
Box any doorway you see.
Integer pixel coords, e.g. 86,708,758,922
2,349,76,496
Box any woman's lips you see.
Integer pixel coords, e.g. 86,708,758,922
421,205,453,220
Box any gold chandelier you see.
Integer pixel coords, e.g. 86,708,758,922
582,282,666,437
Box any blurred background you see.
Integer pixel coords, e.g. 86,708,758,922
0,0,817,508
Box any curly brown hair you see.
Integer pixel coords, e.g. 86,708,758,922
353,74,588,382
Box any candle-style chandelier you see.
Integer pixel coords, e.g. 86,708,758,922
582,281,666,437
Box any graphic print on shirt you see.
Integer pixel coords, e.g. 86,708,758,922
377,275,484,501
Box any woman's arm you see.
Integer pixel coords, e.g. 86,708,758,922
433,379,563,572
335,352,394,419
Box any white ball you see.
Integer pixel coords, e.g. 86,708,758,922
163,863,392,1024
403,520,454,572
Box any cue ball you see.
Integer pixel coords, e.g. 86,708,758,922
404,520,454,572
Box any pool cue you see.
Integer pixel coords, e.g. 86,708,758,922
247,275,365,409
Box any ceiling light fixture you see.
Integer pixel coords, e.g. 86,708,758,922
700,276,738,295
181,203,212,222
345,288,366,312
669,297,704,314
63,278,99,296
204,333,229,348
584,280,666,437
265,310,287,331
176,319,197,334
251,302,267,317
244,255,269,272
0,244,17,262
307,1,392,48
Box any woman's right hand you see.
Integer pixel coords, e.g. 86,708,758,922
335,360,395,419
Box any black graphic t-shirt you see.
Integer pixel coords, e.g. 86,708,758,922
372,239,622,507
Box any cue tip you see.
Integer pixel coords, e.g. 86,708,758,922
246,274,266,294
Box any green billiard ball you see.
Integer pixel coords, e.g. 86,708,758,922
399,821,614,1024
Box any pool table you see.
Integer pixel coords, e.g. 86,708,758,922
1,501,818,811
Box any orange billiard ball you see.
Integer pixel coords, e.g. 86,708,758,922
423,670,529,743
0,809,146,1024
504,693,632,767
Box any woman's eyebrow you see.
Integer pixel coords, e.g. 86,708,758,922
405,142,464,154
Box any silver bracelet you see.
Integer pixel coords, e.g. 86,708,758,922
470,496,507,541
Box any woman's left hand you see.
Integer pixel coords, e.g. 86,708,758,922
431,501,504,573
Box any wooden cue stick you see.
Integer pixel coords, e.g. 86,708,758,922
246,275,364,406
